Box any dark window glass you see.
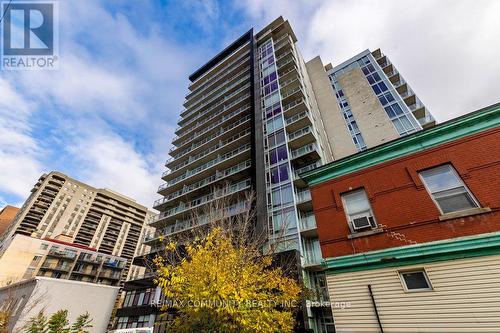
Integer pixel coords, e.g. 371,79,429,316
362,67,369,75
338,90,344,97
384,106,395,118
270,81,278,92
277,145,288,162
366,64,375,73
271,168,279,184
379,81,388,92
270,149,278,165
372,72,381,82
392,103,403,115
401,271,431,290
270,71,277,82
279,164,289,182
372,85,381,95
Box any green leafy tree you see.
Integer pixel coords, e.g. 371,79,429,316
47,310,69,333
70,312,93,333
24,311,48,333
24,310,92,333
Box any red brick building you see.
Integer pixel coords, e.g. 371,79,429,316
301,103,500,332
304,105,499,258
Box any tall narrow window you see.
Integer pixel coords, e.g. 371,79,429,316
341,189,377,232
419,164,479,214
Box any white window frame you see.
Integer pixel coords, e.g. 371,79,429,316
419,164,480,214
398,268,433,292
341,188,377,233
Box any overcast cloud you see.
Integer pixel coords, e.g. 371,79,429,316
1,0,499,209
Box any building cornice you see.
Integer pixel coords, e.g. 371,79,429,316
301,103,500,186
324,232,500,274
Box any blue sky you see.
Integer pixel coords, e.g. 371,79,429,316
1,0,499,209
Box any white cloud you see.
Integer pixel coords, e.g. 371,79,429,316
65,127,162,208
240,0,500,121
0,79,44,201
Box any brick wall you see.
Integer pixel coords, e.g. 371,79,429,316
311,127,500,258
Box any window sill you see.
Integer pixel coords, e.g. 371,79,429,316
439,207,491,221
348,228,383,239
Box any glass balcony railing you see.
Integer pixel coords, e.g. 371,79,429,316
294,162,321,179
171,103,250,152
182,75,251,121
160,178,252,221
187,48,250,96
173,92,251,143
288,126,313,141
296,189,311,204
291,143,318,160
300,214,316,231
283,98,306,113
166,115,252,173
148,201,249,237
154,159,252,208
160,143,251,189
185,53,250,104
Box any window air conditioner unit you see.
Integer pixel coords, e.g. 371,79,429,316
352,215,375,230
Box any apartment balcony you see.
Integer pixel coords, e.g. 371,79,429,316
103,259,127,269
40,262,72,272
174,90,251,142
417,113,436,129
184,53,251,107
300,214,318,238
293,161,321,186
285,110,312,133
99,270,122,280
71,267,98,276
287,126,316,150
283,97,308,117
171,103,250,151
278,65,299,84
296,189,311,204
408,100,426,119
148,195,250,238
291,143,320,163
181,73,251,121
188,42,251,92
276,52,297,72
165,116,251,176
77,254,103,265
154,159,251,210
303,250,323,271
157,178,251,224
273,34,292,56
158,143,251,196
371,48,383,60
47,248,77,260
163,127,251,181
179,79,251,131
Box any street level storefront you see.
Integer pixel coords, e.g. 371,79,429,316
301,103,500,332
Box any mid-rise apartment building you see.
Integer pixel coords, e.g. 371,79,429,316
0,171,153,286
115,16,434,333
0,205,19,236
302,104,500,332
0,234,126,286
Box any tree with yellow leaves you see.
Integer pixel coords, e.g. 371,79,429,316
153,192,302,333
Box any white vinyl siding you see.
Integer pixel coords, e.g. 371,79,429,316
327,254,500,332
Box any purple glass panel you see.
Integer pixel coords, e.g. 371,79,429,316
270,149,278,165
270,71,277,82
273,104,281,116
264,76,270,85
268,57,274,65
271,168,279,184
270,81,278,92
265,85,271,95
279,164,289,182
277,145,288,162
